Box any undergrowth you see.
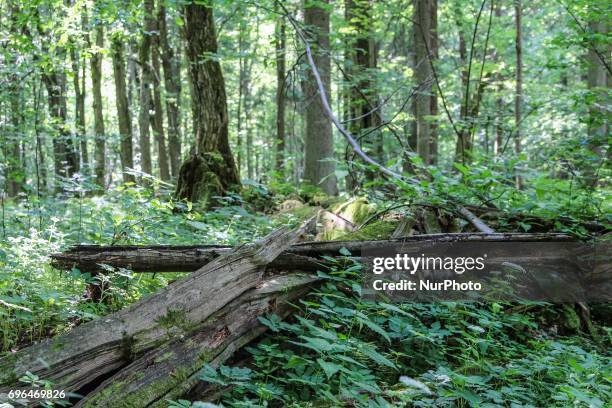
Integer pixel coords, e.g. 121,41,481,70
195,257,611,407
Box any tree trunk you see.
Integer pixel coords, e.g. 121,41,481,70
6,95,23,197
70,46,88,175
152,22,171,182
176,1,240,203
158,3,182,178
584,12,609,187
493,2,503,156
454,6,471,163
43,72,79,191
138,0,155,179
413,0,432,164
0,222,313,393
303,0,338,195
275,14,287,172
514,0,523,189
91,24,106,191
345,0,383,180
5,4,24,197
429,0,438,164
111,35,135,184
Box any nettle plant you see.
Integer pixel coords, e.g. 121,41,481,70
195,257,610,407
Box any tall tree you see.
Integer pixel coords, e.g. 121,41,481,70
303,0,338,195
584,3,609,186
345,0,383,179
69,8,88,175
151,16,170,182
413,0,433,164
275,12,286,172
111,34,135,183
429,0,438,164
514,0,523,189
138,0,154,178
5,3,24,196
91,22,106,190
42,70,79,190
175,1,240,203
157,3,182,177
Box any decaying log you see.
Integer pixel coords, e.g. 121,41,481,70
51,233,577,274
391,216,416,238
75,274,319,407
0,218,314,394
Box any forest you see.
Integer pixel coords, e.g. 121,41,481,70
0,0,610,406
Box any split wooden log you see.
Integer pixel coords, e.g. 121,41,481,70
74,273,319,407
0,218,315,394
51,233,577,274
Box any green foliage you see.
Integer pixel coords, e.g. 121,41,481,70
196,259,611,407
0,185,279,353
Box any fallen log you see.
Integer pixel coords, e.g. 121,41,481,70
74,273,319,407
51,233,577,274
0,218,314,394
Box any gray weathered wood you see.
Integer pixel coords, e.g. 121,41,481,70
51,233,576,274
74,274,318,407
0,219,314,393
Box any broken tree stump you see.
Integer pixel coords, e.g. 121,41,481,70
0,218,314,394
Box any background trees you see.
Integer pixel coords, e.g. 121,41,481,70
0,0,607,198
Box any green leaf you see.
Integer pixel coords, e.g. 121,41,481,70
317,358,342,379
357,316,391,344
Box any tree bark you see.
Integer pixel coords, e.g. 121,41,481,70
70,45,87,175
514,0,523,189
493,2,503,156
413,0,432,164
275,13,287,172
111,35,135,183
138,0,155,179
584,10,610,187
73,274,318,407
0,221,313,393
345,0,383,179
5,3,24,197
303,0,338,195
91,24,106,191
454,6,471,163
43,71,79,191
151,21,171,182
158,3,182,178
429,0,438,164
175,1,240,203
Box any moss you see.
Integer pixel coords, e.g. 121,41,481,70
561,305,581,332
84,348,218,407
153,351,175,364
82,378,128,407
51,337,65,352
336,220,397,241
273,204,319,226
333,197,376,225
156,308,194,337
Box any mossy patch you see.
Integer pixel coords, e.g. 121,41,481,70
156,308,194,337
333,197,376,225
336,220,397,241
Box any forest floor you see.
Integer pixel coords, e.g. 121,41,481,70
0,183,610,407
